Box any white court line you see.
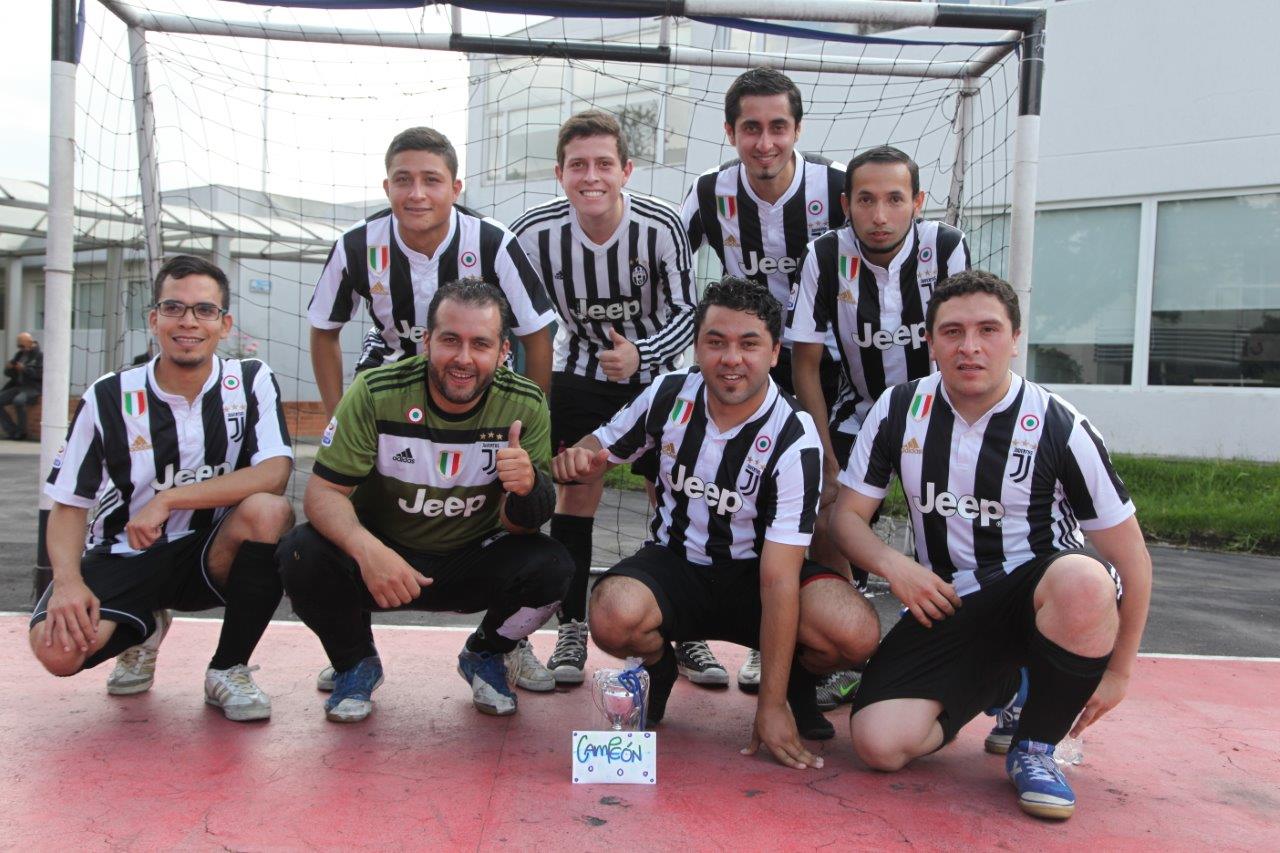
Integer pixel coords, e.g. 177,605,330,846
5,612,1276,657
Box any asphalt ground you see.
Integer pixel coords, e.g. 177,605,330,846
2,438,1277,658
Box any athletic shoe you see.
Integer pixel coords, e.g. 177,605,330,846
984,667,1030,755
106,609,172,695
505,638,555,692
546,619,588,685
204,664,272,722
324,656,384,723
675,640,729,687
644,644,678,727
815,669,862,712
457,646,518,716
316,665,336,692
787,669,835,741
737,648,762,693
1007,739,1076,819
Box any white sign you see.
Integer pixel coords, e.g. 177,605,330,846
571,731,657,785
249,278,272,294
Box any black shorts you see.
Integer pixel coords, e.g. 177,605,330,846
773,345,841,404
551,371,658,482
599,542,842,648
849,549,1121,743
30,525,227,646
830,430,856,472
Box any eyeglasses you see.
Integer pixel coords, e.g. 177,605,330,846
152,300,226,321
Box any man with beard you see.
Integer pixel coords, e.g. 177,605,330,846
279,279,572,722
554,277,880,758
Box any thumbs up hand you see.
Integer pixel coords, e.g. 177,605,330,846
496,419,535,495
598,328,640,381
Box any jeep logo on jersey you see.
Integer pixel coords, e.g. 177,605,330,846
391,318,428,343
397,490,487,517
668,464,743,516
850,321,927,351
152,461,233,491
570,297,642,323
913,481,1005,527
741,251,798,277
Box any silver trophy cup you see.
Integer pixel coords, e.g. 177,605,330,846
591,667,649,731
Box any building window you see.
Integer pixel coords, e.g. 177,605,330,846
1027,205,1140,385
1149,193,1280,388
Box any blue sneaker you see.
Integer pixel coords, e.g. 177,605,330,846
984,667,1029,754
324,656,384,723
457,646,517,716
1006,740,1076,819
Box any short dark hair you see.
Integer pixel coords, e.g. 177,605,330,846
556,110,629,166
153,255,230,310
925,269,1021,334
385,127,458,179
724,67,803,129
845,145,921,200
426,278,513,342
694,276,783,344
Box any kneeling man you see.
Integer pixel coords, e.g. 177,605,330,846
554,277,880,765
280,279,572,722
30,255,295,721
832,270,1152,819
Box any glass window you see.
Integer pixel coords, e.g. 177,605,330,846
1027,205,1140,385
1150,193,1280,387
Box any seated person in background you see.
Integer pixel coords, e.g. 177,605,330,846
0,331,43,440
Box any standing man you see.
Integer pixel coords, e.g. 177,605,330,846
0,331,42,440
511,111,696,686
279,280,573,722
786,145,969,707
308,126,556,417
30,255,296,721
554,278,880,745
831,271,1152,820
679,66,847,689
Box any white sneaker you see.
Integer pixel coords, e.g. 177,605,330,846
106,610,172,696
205,664,272,722
504,639,555,692
316,665,336,692
737,648,762,693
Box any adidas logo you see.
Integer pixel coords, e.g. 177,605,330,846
837,289,856,304
662,442,677,458
554,270,564,280
371,282,387,295
130,434,152,452
901,437,922,454
391,447,415,464
724,235,740,248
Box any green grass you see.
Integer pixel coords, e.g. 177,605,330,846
603,455,1280,555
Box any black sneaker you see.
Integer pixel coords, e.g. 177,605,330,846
644,644,678,727
675,640,729,687
546,619,588,685
787,666,835,741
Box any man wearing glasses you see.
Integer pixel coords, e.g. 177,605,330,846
30,255,296,721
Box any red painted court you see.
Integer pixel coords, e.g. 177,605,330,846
4,615,1276,849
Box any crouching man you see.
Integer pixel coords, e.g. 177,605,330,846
279,279,572,722
30,255,295,721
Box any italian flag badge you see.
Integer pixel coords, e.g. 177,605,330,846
368,245,390,275
438,450,462,479
670,398,695,426
717,195,737,219
840,254,859,281
123,389,147,417
910,392,934,421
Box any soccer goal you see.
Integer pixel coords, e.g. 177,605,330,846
37,0,1045,577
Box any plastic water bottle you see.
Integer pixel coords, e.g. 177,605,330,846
1055,735,1085,766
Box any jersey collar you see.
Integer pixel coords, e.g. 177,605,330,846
699,375,780,441
146,354,223,406
738,150,804,210
569,191,632,252
847,219,919,273
937,371,1024,429
392,208,458,265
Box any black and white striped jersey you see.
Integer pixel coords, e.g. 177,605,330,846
308,206,556,370
840,372,1134,597
510,192,696,385
786,221,970,437
681,150,845,312
593,368,822,566
46,357,294,555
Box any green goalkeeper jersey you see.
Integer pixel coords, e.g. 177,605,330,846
312,357,550,554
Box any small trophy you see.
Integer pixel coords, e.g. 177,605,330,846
591,664,649,731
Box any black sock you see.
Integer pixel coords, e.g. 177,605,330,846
787,662,835,740
644,643,678,724
466,625,514,656
551,513,594,623
1016,626,1112,745
209,541,283,671
84,627,151,671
